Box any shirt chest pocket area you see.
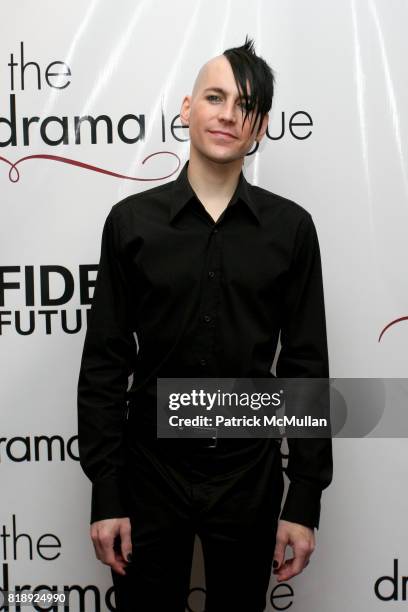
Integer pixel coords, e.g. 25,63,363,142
126,240,203,303
221,242,288,300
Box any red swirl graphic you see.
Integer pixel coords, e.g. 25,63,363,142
0,150,180,183
378,316,408,342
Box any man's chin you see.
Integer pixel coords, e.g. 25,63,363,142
197,148,244,165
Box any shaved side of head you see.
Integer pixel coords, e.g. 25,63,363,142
191,55,222,100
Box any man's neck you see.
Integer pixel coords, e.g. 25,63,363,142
186,150,243,222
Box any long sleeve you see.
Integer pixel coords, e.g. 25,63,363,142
77,206,137,524
276,212,333,529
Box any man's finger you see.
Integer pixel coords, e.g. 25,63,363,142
100,532,127,576
119,521,133,564
92,542,101,561
289,549,308,577
275,548,311,582
273,531,288,569
90,526,103,562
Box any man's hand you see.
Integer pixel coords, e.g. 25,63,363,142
273,519,315,582
90,517,132,576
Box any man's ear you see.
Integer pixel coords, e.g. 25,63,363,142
256,112,269,143
180,95,191,127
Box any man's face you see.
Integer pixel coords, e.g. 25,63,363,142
180,55,268,164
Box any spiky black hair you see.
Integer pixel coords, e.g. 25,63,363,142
223,35,275,136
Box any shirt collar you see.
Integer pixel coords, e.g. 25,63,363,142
169,159,261,224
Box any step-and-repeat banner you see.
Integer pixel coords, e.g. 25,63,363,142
2,1,407,610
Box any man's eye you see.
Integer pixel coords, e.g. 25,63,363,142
207,95,221,102
238,100,254,111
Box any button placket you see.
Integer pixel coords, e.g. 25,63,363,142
195,225,222,370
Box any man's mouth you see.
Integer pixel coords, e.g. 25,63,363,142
208,130,237,139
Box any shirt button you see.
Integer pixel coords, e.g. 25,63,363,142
203,315,212,323
208,271,215,279
200,359,207,367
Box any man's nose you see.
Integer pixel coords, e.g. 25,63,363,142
218,101,237,123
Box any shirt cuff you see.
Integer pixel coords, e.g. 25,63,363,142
90,477,128,524
279,481,322,530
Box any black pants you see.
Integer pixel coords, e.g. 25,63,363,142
111,437,283,612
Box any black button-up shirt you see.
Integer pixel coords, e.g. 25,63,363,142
77,159,332,528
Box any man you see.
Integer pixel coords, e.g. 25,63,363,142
77,36,332,612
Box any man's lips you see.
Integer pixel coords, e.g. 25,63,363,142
208,130,237,139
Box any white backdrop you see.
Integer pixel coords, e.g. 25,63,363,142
1,1,408,610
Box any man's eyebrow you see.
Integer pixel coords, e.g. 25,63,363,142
203,86,252,100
